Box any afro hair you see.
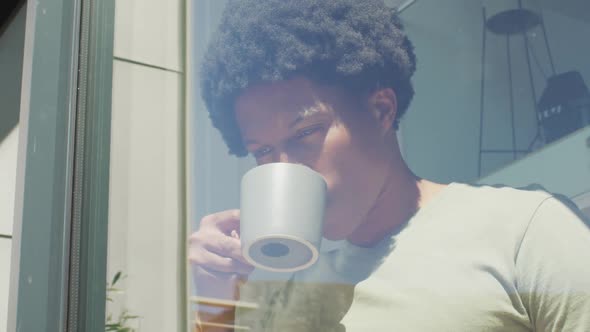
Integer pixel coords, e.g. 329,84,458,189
200,0,417,157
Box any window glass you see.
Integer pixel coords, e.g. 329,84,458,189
189,1,590,331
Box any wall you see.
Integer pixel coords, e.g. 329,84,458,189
0,127,19,332
105,0,186,330
478,126,590,198
399,0,590,183
0,5,25,332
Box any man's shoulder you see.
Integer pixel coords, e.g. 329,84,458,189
452,182,553,208
445,182,555,227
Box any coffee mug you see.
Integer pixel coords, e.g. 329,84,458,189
240,163,327,272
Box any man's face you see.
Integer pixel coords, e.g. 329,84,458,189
235,77,394,240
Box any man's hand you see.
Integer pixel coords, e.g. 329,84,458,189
189,209,254,302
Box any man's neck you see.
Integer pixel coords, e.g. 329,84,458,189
346,163,447,247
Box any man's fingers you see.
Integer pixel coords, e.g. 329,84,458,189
204,234,251,266
190,209,253,276
190,250,254,275
199,209,240,234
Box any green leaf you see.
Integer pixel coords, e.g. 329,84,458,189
112,271,122,286
106,287,124,294
105,323,121,331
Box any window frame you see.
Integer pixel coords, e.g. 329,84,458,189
7,0,115,331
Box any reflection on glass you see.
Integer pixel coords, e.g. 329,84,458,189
190,1,590,331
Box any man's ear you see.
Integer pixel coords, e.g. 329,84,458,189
368,87,398,134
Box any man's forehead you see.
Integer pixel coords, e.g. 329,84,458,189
235,78,326,124
237,98,326,132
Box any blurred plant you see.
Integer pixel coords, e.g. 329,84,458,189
105,271,140,332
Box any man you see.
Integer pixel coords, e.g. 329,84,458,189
189,0,590,331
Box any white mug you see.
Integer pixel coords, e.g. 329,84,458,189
240,163,327,272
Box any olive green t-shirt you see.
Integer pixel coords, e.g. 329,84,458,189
237,183,590,331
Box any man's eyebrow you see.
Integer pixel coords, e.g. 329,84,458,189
288,107,321,129
245,107,322,146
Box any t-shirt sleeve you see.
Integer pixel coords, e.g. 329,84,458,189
515,195,590,331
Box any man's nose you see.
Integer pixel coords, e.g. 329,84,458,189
276,151,292,163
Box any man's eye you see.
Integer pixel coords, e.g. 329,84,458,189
295,126,321,139
253,146,273,158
